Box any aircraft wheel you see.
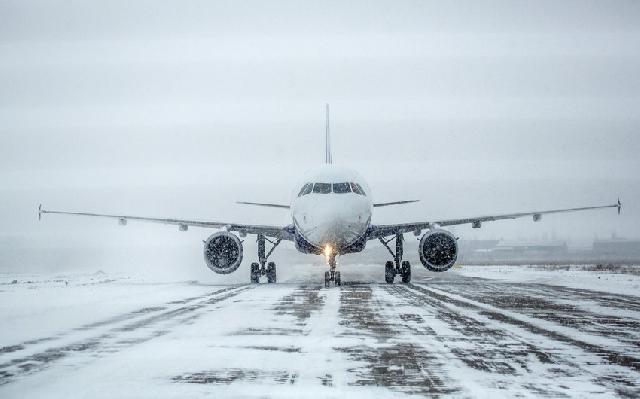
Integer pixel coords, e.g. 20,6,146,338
324,271,331,288
385,261,395,284
401,261,411,283
266,262,277,283
335,271,341,286
250,262,260,284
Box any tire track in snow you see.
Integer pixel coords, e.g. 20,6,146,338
0,285,251,386
175,285,327,388
399,282,640,397
431,279,640,357
334,283,460,396
0,285,246,359
413,284,640,372
382,283,571,397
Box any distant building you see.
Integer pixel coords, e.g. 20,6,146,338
459,240,569,262
593,238,640,257
491,241,568,258
458,240,500,253
457,240,499,262
495,240,567,253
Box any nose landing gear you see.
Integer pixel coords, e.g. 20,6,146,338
379,233,411,284
250,234,281,284
324,253,341,287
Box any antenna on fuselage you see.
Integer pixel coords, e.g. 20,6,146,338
325,103,333,164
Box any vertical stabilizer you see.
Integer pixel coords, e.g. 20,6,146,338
325,103,333,164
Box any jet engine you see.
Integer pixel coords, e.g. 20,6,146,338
419,229,458,272
203,231,243,274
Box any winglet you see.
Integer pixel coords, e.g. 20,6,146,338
618,198,622,215
38,204,42,221
325,103,332,164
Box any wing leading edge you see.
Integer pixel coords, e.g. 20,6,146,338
236,201,290,209
38,205,293,240
373,200,420,207
368,199,622,240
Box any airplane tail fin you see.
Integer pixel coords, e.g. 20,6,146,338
325,103,332,164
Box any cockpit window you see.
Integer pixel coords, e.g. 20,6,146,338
301,182,364,195
312,183,332,194
332,182,351,194
350,182,366,196
298,183,313,197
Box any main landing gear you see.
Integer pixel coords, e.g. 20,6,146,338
379,233,411,284
250,234,282,284
324,253,341,288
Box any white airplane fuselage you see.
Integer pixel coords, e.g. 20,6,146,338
291,165,372,255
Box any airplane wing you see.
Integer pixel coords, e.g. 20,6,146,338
367,199,622,240
38,205,294,240
236,201,290,209
373,200,419,208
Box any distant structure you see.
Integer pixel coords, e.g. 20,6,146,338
593,238,640,258
492,241,568,257
458,237,640,264
457,240,499,262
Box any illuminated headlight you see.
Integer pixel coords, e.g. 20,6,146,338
324,245,332,258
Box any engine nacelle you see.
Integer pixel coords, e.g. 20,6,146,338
419,229,458,272
203,231,243,274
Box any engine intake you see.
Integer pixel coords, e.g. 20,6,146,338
203,231,243,274
419,229,458,272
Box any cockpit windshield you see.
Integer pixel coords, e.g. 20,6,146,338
350,182,366,195
297,182,365,196
312,183,332,194
297,183,313,197
332,182,351,194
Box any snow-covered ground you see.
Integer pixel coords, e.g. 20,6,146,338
1,264,639,398
457,264,640,296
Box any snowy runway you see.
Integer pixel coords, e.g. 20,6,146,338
1,266,639,398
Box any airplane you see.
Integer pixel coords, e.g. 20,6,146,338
39,104,622,287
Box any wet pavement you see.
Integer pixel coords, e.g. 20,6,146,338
1,268,639,398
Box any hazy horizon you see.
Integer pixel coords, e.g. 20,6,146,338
1,1,639,275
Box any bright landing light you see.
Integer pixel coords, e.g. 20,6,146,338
324,245,332,259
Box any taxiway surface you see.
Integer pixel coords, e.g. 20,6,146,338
1,265,639,398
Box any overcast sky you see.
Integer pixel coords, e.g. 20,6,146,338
1,1,639,273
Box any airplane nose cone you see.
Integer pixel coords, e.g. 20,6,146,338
305,207,368,248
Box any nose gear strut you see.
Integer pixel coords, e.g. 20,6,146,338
324,253,341,287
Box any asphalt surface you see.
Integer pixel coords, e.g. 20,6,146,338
1,266,639,398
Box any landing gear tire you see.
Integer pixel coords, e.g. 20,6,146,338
400,261,411,283
385,261,395,284
266,262,277,284
335,271,341,286
250,262,260,284
324,271,331,288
